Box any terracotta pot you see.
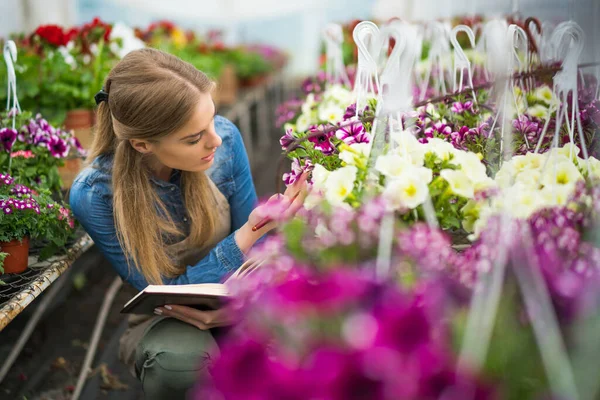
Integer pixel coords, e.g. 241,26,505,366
64,109,96,150
58,157,83,189
0,237,30,274
213,64,239,106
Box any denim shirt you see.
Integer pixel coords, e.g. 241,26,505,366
69,116,257,291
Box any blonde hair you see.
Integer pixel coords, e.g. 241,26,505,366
87,48,217,285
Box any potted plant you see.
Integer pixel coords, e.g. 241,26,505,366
0,172,77,274
0,173,40,274
0,109,86,192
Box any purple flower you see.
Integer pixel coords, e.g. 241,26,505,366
450,101,473,114
10,184,32,197
335,118,370,145
0,173,14,186
424,121,452,138
343,103,357,120
3,205,13,214
0,128,17,152
308,125,335,155
46,135,70,158
283,158,313,186
279,128,295,150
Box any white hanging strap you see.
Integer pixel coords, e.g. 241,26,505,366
419,21,451,100
4,40,21,130
323,23,350,88
450,25,477,103
352,21,382,116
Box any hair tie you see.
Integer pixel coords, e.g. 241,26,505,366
94,88,109,105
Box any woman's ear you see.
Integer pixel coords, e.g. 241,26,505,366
129,139,153,154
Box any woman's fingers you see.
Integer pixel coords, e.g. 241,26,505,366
156,305,233,330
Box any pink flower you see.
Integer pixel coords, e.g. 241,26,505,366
308,125,335,155
10,150,35,159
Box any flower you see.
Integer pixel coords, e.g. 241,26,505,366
34,24,73,47
10,150,35,159
391,130,425,166
283,158,313,186
376,154,433,184
534,86,554,105
540,158,583,189
339,143,370,167
335,118,370,145
440,169,475,199
450,101,473,114
318,103,345,124
343,103,357,120
527,104,549,119
383,175,430,210
324,166,357,206
109,22,146,58
424,138,456,162
0,173,14,186
280,128,296,150
46,135,70,158
308,125,335,155
0,128,17,152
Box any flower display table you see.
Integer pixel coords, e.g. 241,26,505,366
0,233,94,383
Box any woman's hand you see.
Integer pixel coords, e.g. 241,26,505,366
154,304,236,330
235,172,308,252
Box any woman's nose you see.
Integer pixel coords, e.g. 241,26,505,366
206,129,222,149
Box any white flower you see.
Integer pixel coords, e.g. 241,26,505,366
540,159,583,189
375,155,432,183
324,166,357,206
318,102,344,124
302,94,316,115
534,86,554,105
540,184,573,207
527,104,549,119
504,184,545,219
514,168,542,187
512,152,545,173
581,156,600,178
323,85,354,105
494,161,516,188
390,130,425,166
311,164,330,191
83,54,92,65
424,138,456,162
454,151,488,184
109,22,145,58
339,143,370,166
440,169,475,199
383,175,430,210
295,113,311,132
90,43,99,56
57,46,76,69
548,143,581,162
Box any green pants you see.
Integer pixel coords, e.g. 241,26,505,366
134,318,221,400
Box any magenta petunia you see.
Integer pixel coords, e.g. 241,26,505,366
0,128,18,152
308,125,335,155
46,135,70,158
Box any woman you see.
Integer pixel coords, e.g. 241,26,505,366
69,48,305,399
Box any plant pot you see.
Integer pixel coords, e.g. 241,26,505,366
58,157,83,189
240,74,270,88
64,109,96,150
0,237,30,274
213,64,238,106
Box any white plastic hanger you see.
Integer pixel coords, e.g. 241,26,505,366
323,23,351,88
352,21,383,116
451,24,477,100
4,40,21,130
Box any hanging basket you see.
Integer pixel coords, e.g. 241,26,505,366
0,237,30,274
64,109,96,150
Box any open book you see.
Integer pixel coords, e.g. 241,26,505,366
121,257,264,315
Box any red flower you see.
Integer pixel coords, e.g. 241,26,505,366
34,24,70,47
